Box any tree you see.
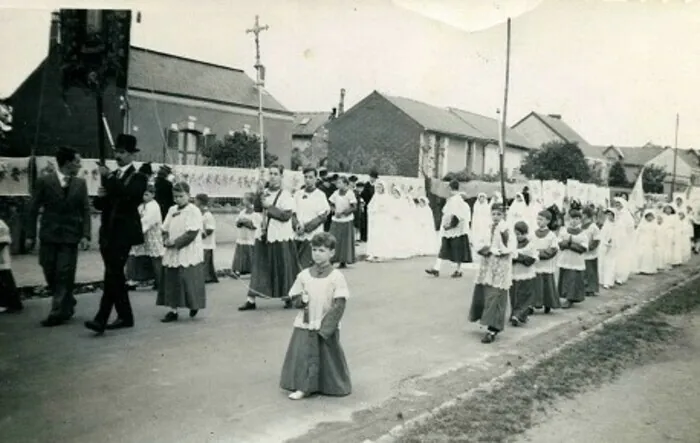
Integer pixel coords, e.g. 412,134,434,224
520,141,594,183
641,164,668,194
291,147,312,171
200,131,278,168
607,161,629,187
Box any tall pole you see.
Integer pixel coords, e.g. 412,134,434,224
499,18,512,207
247,15,269,168
670,113,680,198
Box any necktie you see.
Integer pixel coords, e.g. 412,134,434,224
63,176,71,197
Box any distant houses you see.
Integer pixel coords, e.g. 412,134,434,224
2,15,295,166
326,90,533,178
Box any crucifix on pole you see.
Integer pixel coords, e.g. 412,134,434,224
247,15,269,169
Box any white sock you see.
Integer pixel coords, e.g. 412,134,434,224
170,308,177,314
247,296,256,304
433,259,443,271
456,263,463,271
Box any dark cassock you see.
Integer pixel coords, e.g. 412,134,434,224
359,179,375,242
85,134,149,335
321,177,337,232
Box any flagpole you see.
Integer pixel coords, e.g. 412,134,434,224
670,113,679,198
498,17,511,206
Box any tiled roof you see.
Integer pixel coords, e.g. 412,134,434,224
128,47,291,114
531,112,593,149
293,112,332,137
380,93,484,139
602,145,665,166
448,107,532,149
579,144,609,160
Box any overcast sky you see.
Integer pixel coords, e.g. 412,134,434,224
1,0,699,148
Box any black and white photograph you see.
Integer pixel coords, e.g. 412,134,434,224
2,0,700,442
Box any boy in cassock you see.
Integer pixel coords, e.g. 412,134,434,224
532,210,561,314
509,221,538,326
468,203,513,344
581,206,601,297
558,209,588,309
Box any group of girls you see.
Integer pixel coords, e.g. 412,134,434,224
365,179,437,261
467,190,696,344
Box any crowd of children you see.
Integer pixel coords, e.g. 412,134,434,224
467,191,697,344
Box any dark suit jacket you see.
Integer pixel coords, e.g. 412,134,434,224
93,164,148,249
27,173,91,245
154,176,174,220
360,182,375,205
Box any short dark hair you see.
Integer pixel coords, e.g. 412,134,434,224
55,146,78,167
538,210,552,221
582,207,594,218
302,167,317,176
269,164,285,175
349,175,358,182
319,169,328,177
369,170,379,179
569,209,582,219
310,232,337,250
173,181,190,194
449,180,460,191
330,174,339,181
195,193,209,205
514,221,529,234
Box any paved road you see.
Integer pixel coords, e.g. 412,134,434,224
517,312,700,443
11,243,367,288
0,257,695,443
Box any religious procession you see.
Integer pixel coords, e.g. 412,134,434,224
3,5,700,443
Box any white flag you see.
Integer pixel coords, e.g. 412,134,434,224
629,167,646,211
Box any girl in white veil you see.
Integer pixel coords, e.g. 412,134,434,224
471,193,492,264
390,185,412,259
366,180,393,262
507,193,530,233
612,197,636,284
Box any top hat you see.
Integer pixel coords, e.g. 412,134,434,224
115,134,139,153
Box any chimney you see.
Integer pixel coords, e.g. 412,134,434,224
548,114,561,119
50,11,61,48
331,107,337,119
338,88,346,115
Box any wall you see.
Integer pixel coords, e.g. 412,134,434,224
4,49,123,158
127,92,294,167
292,137,311,152
327,92,423,177
483,143,501,175
511,115,563,150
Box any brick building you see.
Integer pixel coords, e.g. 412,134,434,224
326,90,532,178
3,18,294,166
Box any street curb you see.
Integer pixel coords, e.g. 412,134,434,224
365,273,700,443
17,252,369,298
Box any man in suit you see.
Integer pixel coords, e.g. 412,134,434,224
84,134,148,335
26,146,91,327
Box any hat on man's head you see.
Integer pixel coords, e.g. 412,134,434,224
115,134,139,153
158,164,172,175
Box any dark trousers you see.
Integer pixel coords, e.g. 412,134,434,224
94,242,133,325
0,270,22,310
360,211,368,242
39,242,78,319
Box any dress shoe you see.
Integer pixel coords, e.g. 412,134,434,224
424,269,439,277
84,320,106,335
40,316,66,327
189,309,199,318
161,311,178,323
238,301,256,311
105,319,134,330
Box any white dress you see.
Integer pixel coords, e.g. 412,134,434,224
416,198,438,255
162,203,204,269
634,216,657,274
366,183,395,261
598,220,616,287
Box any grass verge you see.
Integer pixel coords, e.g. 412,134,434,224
398,278,700,443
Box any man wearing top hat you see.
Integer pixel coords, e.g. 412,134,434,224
84,134,148,335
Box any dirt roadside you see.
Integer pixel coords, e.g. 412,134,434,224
287,261,699,443
516,312,700,443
